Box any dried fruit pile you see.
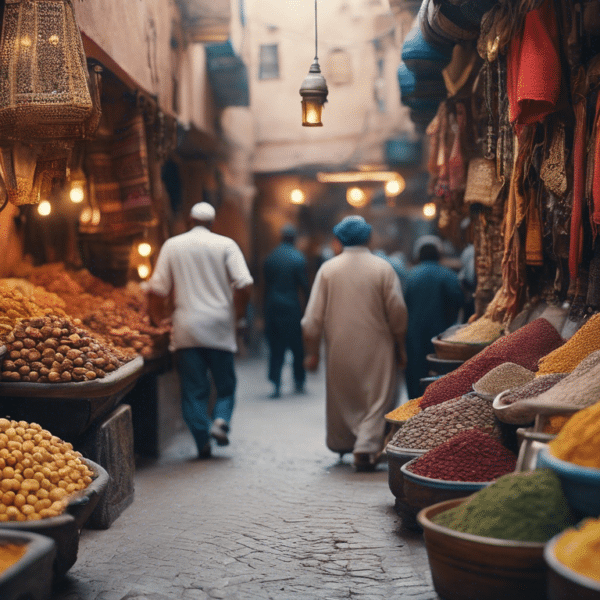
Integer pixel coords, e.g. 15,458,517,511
25,265,169,358
1,316,127,383
0,279,67,344
0,418,93,521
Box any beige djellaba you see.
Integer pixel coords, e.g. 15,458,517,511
301,246,408,457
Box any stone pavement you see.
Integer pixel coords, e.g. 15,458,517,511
52,355,441,600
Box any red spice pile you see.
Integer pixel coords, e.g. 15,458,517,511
407,429,517,482
420,318,564,409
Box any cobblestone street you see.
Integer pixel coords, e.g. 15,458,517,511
52,354,440,600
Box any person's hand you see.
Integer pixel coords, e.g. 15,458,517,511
304,353,319,372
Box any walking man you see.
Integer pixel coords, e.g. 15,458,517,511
263,224,310,398
146,202,253,458
301,215,408,471
404,235,464,400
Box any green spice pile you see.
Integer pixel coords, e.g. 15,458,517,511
389,394,497,450
432,468,577,542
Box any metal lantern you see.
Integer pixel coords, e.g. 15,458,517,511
299,0,328,126
0,0,101,205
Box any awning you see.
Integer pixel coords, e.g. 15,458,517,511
175,0,231,42
205,41,249,108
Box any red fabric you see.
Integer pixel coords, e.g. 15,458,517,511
569,91,587,280
507,0,563,129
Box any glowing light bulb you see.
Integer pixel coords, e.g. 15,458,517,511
385,177,405,196
138,242,152,257
290,189,305,205
423,202,437,219
79,207,92,224
37,200,51,216
91,208,101,226
20,36,32,48
138,264,151,279
48,35,60,46
346,187,367,208
69,184,84,203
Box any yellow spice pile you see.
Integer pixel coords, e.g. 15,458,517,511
443,317,504,344
537,312,600,375
386,397,422,421
0,419,93,521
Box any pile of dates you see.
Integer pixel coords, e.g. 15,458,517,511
1,316,127,383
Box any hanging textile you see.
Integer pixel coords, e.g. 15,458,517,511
506,0,564,131
568,67,588,280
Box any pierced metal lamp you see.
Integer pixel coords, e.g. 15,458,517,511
299,0,328,126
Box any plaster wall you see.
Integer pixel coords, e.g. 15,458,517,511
74,0,215,135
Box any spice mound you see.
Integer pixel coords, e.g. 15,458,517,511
389,394,497,451
493,373,567,425
443,317,504,344
385,397,422,422
537,312,600,375
1,316,127,383
549,400,600,469
406,429,516,482
420,318,564,410
522,349,600,415
553,518,600,582
432,468,577,542
0,543,27,574
473,362,535,399
0,418,94,521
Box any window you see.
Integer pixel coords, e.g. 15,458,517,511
259,44,279,80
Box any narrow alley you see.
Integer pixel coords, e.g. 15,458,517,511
52,355,439,600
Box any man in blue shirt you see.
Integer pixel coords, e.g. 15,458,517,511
404,235,464,400
263,224,310,398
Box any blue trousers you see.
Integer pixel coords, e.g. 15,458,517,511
175,347,236,452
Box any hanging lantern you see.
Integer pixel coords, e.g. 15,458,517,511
0,0,101,206
299,0,328,126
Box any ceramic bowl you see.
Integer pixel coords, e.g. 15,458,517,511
386,445,426,501
536,446,600,517
401,458,487,517
544,534,600,600
0,457,109,578
0,530,56,600
417,498,548,600
431,324,490,361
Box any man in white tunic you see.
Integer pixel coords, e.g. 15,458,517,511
301,216,408,471
146,202,253,458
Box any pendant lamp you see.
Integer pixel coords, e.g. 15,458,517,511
299,0,328,126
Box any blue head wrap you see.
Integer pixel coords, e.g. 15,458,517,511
333,216,372,246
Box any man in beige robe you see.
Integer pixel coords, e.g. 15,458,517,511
301,216,408,471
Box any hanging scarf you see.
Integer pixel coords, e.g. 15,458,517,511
591,91,600,236
569,66,588,281
506,0,563,132
448,103,467,191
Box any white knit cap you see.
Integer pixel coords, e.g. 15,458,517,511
190,202,216,221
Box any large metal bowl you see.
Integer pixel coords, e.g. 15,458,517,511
417,498,547,600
